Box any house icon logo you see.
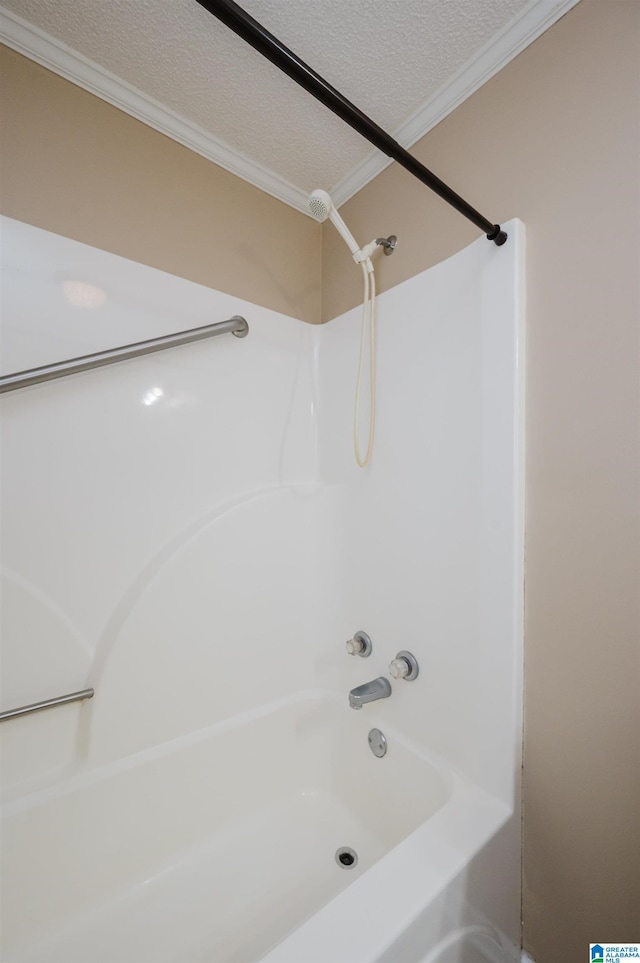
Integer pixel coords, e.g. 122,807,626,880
591,946,604,963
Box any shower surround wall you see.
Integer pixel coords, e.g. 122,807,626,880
0,215,325,784
318,223,524,809
0,215,524,961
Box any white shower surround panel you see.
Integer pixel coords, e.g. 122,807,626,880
0,216,524,962
0,216,323,785
274,217,525,962
318,220,525,806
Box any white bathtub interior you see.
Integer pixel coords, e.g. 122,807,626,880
0,214,525,963
3,694,453,962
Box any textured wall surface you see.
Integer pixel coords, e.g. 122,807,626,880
0,46,322,324
321,2,640,959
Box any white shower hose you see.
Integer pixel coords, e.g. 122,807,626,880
353,260,376,468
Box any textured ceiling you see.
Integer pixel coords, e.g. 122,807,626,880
2,0,571,206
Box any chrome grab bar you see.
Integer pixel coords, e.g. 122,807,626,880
0,688,94,722
0,316,249,393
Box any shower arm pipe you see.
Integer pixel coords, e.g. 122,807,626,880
0,688,94,722
0,316,249,394
195,0,507,245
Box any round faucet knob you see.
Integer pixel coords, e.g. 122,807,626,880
389,657,410,679
345,631,372,657
389,650,419,681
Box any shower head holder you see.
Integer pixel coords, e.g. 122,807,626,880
376,235,397,255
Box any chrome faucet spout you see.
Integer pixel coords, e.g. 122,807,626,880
348,676,392,709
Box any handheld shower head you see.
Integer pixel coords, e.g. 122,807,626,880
308,189,362,259
307,189,332,222
307,191,397,469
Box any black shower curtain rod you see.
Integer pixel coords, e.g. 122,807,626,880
195,0,507,246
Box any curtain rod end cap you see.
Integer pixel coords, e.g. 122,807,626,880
487,226,508,246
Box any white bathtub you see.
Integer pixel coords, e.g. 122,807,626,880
1,692,517,963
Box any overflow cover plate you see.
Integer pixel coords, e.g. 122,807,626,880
368,728,387,757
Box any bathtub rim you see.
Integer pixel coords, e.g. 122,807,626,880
260,766,513,963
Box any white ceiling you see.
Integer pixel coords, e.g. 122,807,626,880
1,0,579,212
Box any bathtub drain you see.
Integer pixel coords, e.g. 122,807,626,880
335,846,358,869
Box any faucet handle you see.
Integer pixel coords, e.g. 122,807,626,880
389,658,410,679
389,650,419,681
346,631,372,657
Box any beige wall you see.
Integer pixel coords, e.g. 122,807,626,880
0,46,322,324
323,1,640,959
